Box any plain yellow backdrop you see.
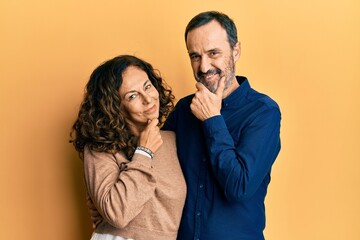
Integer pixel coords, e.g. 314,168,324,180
1,0,359,239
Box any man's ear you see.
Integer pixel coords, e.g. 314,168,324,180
233,42,241,62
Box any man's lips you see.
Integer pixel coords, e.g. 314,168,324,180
203,72,217,80
198,73,219,85
198,69,220,81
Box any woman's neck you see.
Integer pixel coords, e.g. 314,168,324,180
126,121,145,137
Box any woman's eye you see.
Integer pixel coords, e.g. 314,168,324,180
145,84,152,91
128,94,137,101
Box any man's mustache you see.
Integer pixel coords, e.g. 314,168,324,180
197,69,222,80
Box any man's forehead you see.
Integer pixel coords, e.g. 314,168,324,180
187,23,228,47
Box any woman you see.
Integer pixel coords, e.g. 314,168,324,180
70,55,186,240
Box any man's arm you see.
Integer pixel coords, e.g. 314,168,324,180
203,108,281,201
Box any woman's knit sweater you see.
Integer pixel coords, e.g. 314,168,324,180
84,131,186,240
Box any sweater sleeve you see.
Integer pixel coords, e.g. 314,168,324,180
203,107,281,202
84,148,156,228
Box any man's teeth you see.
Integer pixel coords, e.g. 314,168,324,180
205,73,215,79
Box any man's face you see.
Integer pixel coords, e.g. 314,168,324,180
186,20,240,95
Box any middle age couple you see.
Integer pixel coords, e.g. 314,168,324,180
71,10,282,240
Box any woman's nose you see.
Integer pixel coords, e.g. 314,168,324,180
142,93,152,104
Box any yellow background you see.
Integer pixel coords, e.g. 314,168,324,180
1,0,359,239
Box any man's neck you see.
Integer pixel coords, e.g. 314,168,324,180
223,77,239,99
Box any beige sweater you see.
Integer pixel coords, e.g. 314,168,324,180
84,131,186,240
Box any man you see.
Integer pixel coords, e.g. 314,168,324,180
163,11,281,240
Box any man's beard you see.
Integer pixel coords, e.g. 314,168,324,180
195,58,235,93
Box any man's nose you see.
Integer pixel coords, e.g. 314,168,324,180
199,56,211,74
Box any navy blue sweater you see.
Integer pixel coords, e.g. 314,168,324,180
163,76,281,240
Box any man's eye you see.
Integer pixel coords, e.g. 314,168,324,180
190,55,200,61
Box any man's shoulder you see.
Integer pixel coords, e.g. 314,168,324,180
175,94,194,108
247,87,280,111
178,94,194,102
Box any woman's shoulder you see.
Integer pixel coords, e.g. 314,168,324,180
160,130,175,140
159,130,177,151
157,131,178,164
84,146,127,164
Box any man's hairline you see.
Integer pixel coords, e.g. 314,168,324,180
185,20,235,51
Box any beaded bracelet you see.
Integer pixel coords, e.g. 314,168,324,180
135,146,154,159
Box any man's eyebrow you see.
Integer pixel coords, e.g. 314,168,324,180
188,51,198,56
206,48,221,53
188,48,221,55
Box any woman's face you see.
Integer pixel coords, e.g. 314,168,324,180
119,66,160,131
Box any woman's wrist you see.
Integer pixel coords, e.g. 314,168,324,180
135,146,154,159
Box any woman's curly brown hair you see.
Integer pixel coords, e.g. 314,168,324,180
70,55,175,160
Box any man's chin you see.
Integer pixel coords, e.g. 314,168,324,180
206,84,217,93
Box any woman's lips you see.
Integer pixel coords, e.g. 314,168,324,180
144,104,157,114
